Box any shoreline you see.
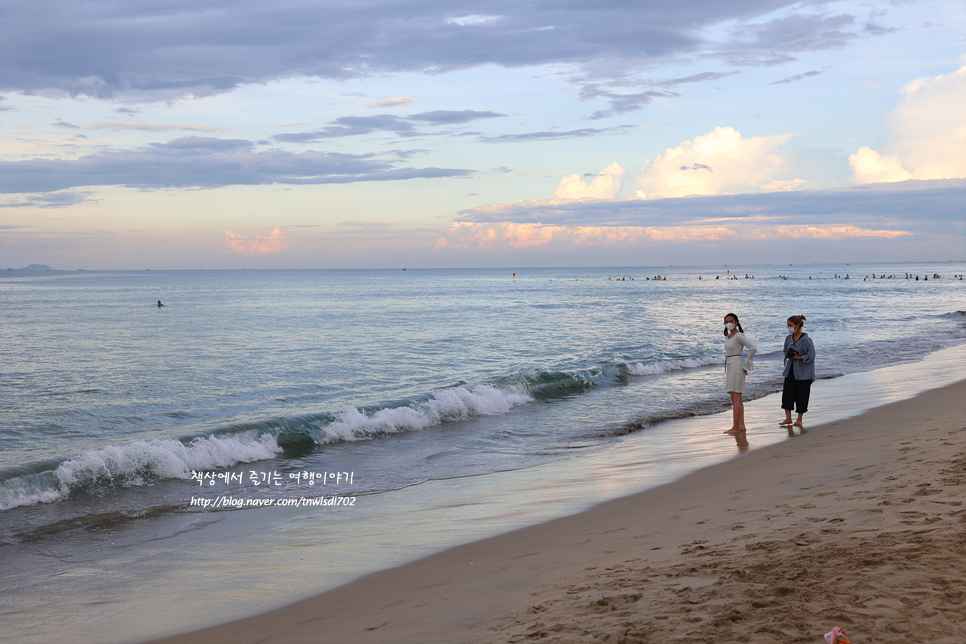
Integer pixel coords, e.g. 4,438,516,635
147,378,966,644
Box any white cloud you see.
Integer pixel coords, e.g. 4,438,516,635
367,97,417,108
435,222,735,250
848,147,912,183
852,65,966,183
554,162,627,199
224,228,289,253
433,220,913,251
634,126,804,199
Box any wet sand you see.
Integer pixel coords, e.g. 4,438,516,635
148,379,966,644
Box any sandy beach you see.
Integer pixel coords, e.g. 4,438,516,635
147,379,966,644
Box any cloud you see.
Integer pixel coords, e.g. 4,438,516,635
0,1,877,101
720,13,858,66
274,110,506,142
439,180,962,251
273,115,417,142
768,70,823,85
849,147,913,183
851,65,966,183
481,125,632,143
586,90,677,120
863,22,897,36
1,190,95,208
554,162,627,199
368,97,417,108
634,126,802,198
0,136,472,193
407,110,506,124
433,221,912,250
746,225,911,240
225,227,289,253
435,222,735,250
456,179,964,227
657,71,741,87
84,121,229,132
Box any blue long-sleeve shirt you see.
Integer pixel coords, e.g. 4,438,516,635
782,332,815,381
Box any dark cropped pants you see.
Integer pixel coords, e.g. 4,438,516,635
782,375,812,414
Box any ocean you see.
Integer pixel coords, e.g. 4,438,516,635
1,263,964,642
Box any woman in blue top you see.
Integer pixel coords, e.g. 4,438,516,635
780,315,815,427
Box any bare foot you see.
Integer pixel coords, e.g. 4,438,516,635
792,421,803,427
778,418,793,425
724,428,746,434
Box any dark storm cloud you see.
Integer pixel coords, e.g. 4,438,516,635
0,137,472,193
456,180,966,232
0,0,864,101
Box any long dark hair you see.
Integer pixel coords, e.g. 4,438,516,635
724,312,744,336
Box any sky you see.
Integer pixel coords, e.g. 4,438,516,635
1,0,964,269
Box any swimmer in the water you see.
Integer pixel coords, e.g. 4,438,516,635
157,300,163,307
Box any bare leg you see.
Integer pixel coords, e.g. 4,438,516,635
725,392,746,433
779,411,793,425
735,392,747,431
792,413,804,427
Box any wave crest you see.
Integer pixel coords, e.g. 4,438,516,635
319,384,532,442
0,434,281,511
626,355,724,376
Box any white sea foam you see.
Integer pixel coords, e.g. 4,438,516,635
0,486,68,512
0,434,283,511
320,384,533,443
626,355,725,376
56,434,282,488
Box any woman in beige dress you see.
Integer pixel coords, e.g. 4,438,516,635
723,313,757,434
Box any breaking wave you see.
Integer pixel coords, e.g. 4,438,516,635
0,351,725,512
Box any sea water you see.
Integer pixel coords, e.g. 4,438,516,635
1,263,964,640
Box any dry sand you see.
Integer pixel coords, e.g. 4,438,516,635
148,380,966,644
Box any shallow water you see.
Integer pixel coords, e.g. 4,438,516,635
1,263,964,642
3,345,964,644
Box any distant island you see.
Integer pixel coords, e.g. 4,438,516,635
6,264,56,271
